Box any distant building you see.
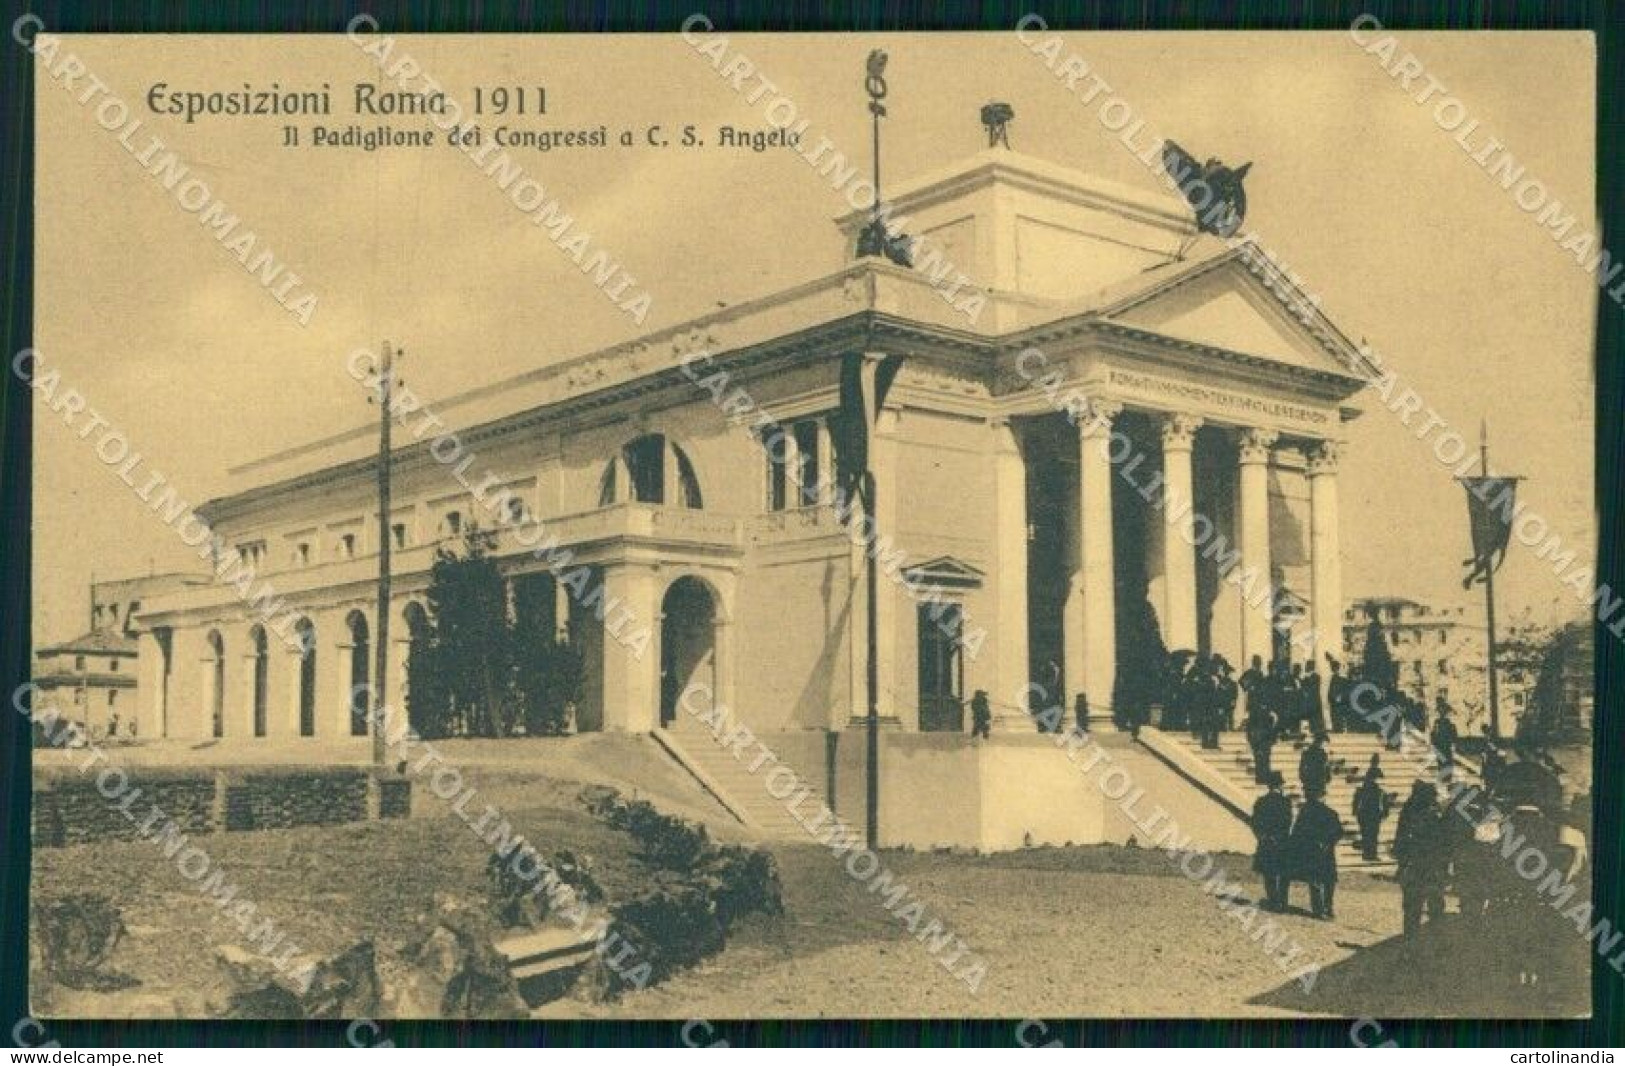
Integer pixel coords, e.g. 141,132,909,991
33,572,207,739
1343,595,1544,734
1521,619,1594,746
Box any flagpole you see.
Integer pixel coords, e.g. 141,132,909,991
1481,420,1502,740
865,469,880,849
373,342,396,767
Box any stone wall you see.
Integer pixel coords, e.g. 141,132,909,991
33,771,217,848
223,770,369,831
33,767,411,848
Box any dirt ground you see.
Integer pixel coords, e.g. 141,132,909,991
31,755,1589,1021
563,844,1590,1020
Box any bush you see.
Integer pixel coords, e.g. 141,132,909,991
584,791,711,869
578,788,786,996
603,884,725,992
698,845,785,927
32,893,133,992
485,842,607,929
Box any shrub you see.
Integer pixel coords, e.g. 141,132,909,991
698,845,785,927
485,843,607,929
603,884,725,992
585,791,711,869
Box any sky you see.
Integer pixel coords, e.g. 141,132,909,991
32,30,1597,645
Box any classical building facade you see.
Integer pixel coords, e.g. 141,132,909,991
1343,595,1547,732
135,147,1372,750
35,572,204,739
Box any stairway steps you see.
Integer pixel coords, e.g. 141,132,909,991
659,731,832,840
1160,729,1476,868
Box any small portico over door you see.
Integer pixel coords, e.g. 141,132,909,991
903,557,984,733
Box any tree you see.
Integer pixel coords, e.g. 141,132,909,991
414,528,515,738
1113,597,1172,728
405,613,450,739
1518,621,1591,748
511,575,582,736
1359,607,1398,691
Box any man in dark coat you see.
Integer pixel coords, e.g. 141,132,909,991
1326,655,1351,732
1251,771,1293,912
970,690,992,739
1288,785,1344,919
1303,662,1326,737
1393,780,1447,939
1351,767,1390,861
1271,662,1296,738
1299,733,1331,796
1246,700,1277,785
1431,703,1459,774
1196,657,1222,749
1217,659,1239,733
1288,663,1309,737
1239,654,1265,727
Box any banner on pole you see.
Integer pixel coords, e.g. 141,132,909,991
1460,476,1518,588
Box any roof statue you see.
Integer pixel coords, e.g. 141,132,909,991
1161,140,1252,239
980,102,1014,149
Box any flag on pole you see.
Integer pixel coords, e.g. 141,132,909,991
833,351,905,512
1460,476,1517,588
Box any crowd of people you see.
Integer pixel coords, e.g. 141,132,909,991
1248,725,1585,986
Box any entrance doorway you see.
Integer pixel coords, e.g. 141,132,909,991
659,576,718,728
917,602,965,732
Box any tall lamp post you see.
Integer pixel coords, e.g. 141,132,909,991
369,342,400,767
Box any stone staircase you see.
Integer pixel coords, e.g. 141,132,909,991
653,726,832,841
1156,729,1478,869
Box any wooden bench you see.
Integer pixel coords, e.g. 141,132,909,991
494,926,599,984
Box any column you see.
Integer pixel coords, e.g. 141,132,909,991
600,564,659,732
872,407,901,726
1066,400,1120,726
334,623,358,739
1160,413,1203,652
240,645,259,739
780,425,800,508
1236,427,1278,668
991,418,1030,729
285,641,305,738
1307,440,1344,669
137,630,169,739
662,436,681,506
846,406,901,729
816,417,835,507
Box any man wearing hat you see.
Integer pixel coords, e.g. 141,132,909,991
1251,771,1294,912
1352,763,1391,862
1393,780,1448,939
1289,784,1344,919
1216,657,1239,733
1299,733,1331,796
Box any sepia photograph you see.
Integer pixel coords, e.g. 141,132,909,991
4,10,1618,1051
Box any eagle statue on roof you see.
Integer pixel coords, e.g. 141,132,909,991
1161,140,1251,239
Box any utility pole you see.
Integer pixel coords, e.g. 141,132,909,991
864,468,880,849
371,342,397,766
1479,422,1502,740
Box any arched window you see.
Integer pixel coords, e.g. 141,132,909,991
674,447,703,509
402,601,431,716
347,610,371,737
598,434,703,509
295,617,317,737
206,630,226,738
249,625,269,738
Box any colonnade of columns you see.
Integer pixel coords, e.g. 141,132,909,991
1048,402,1342,726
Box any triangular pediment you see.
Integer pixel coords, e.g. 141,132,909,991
1101,248,1372,382
901,556,985,590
